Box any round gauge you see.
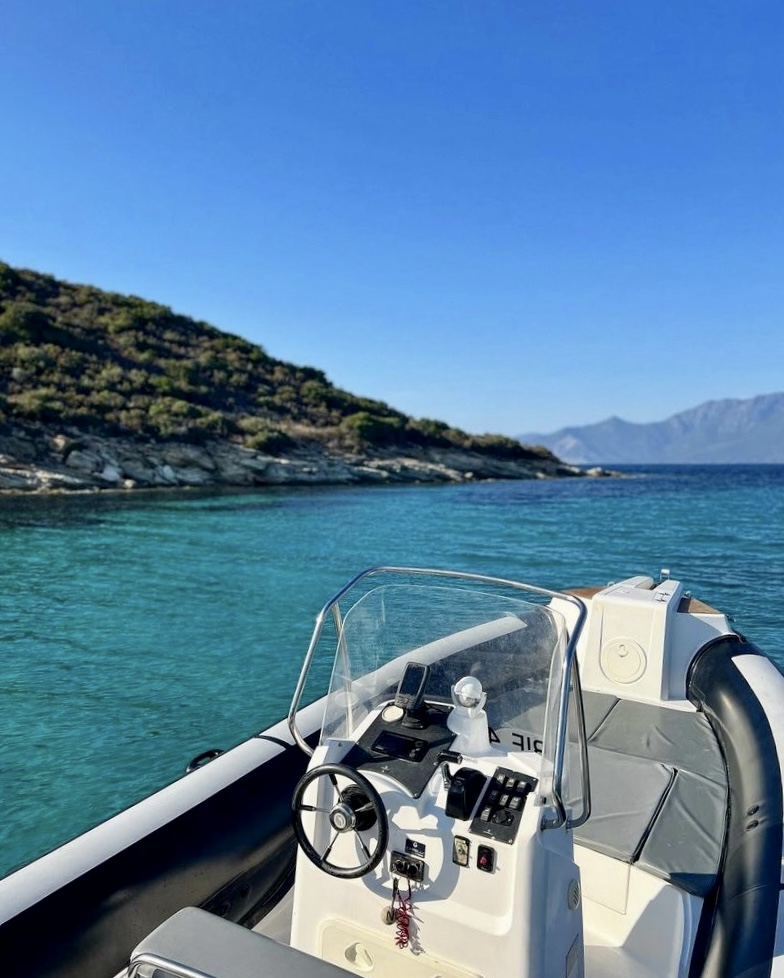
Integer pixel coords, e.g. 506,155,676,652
382,704,405,722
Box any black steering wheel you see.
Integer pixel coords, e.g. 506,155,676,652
291,763,389,879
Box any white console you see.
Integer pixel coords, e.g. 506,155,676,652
290,695,584,978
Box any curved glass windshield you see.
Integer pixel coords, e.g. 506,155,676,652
289,568,589,828
321,583,563,739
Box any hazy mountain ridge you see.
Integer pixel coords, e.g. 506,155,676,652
520,393,784,464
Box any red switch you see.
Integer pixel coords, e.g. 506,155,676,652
477,845,495,872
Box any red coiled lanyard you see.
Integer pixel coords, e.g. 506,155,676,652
391,877,413,949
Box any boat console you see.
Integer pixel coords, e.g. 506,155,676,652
127,567,781,978
286,569,590,978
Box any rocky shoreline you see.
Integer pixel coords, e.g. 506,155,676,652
0,425,612,494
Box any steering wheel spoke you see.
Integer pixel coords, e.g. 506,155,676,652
355,832,373,862
292,763,389,879
321,831,340,864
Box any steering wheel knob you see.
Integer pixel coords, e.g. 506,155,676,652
329,802,356,833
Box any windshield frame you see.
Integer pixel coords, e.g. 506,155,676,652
287,566,587,829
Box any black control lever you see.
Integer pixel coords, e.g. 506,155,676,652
437,749,463,789
438,749,464,764
445,767,488,820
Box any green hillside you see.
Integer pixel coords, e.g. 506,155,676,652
0,261,548,463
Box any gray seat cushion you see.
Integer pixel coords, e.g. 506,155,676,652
636,770,727,896
588,699,726,784
576,696,728,897
574,749,674,861
581,691,618,739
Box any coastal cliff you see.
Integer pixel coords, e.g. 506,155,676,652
0,262,598,492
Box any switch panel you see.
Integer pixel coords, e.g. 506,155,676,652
469,766,537,844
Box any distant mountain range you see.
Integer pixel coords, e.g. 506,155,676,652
519,393,784,464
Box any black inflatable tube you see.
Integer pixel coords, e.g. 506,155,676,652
0,739,310,978
688,636,782,978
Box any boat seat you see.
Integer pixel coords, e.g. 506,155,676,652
128,906,350,978
574,692,728,897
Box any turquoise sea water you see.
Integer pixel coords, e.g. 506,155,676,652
1,465,783,879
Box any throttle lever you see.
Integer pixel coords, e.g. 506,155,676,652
437,749,464,789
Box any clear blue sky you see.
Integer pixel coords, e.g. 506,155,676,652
2,1,782,435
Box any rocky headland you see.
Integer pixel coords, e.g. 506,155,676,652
0,262,612,493
0,423,608,493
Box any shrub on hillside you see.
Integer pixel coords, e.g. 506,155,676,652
340,412,406,448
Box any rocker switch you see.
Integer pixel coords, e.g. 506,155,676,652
452,836,470,867
477,845,495,873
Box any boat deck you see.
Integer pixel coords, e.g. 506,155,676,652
251,872,696,978
250,687,727,978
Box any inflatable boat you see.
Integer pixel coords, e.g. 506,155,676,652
1,567,782,978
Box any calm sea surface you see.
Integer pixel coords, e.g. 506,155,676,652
1,464,783,878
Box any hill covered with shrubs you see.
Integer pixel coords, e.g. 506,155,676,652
0,262,581,491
